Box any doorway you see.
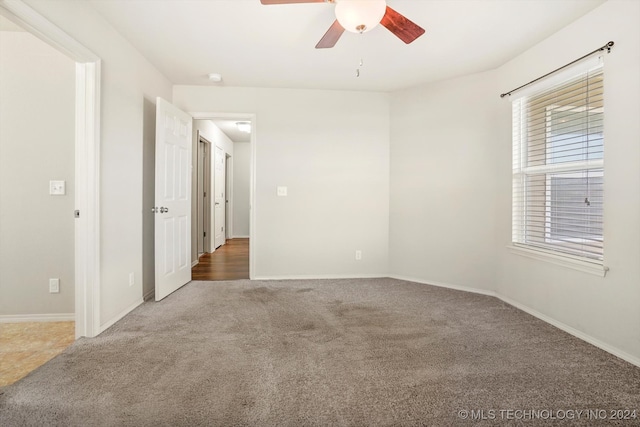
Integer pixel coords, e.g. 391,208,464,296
0,23,76,386
192,239,249,281
197,134,212,256
191,116,253,281
0,2,101,338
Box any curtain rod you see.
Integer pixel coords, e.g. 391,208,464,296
500,41,614,98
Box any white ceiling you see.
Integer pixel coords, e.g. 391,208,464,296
89,0,604,92
0,14,25,31
210,119,252,143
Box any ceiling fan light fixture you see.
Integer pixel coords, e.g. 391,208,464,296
236,121,251,133
335,0,387,34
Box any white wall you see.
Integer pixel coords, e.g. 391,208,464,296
24,0,173,328
194,120,234,155
0,30,75,317
232,142,251,238
190,119,234,264
494,0,640,362
389,70,501,292
174,87,390,278
389,0,640,362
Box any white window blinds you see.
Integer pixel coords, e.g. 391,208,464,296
512,60,604,262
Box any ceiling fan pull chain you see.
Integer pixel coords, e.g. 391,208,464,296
355,33,364,77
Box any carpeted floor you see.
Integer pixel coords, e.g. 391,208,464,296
1,278,639,426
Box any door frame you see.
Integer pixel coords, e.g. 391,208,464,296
0,0,101,338
190,112,256,279
225,153,232,239
213,144,226,250
197,132,212,255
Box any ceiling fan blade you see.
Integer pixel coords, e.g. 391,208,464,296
260,0,326,4
380,6,425,44
315,20,345,49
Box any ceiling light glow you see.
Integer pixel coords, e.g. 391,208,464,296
208,73,222,82
236,122,251,133
335,0,387,34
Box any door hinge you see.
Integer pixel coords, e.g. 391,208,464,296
204,231,206,237
204,192,206,197
74,210,80,218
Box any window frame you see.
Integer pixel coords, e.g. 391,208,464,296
509,61,608,276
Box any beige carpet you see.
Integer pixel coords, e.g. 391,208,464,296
1,278,639,426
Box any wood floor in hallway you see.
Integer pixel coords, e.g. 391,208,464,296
192,238,249,281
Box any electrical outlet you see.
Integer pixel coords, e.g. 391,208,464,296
129,272,135,287
49,180,66,195
49,278,60,293
355,250,362,261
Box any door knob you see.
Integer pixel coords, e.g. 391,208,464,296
160,207,169,213
151,207,158,213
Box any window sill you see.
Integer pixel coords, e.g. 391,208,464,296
506,244,608,277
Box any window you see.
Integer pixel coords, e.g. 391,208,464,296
512,61,604,263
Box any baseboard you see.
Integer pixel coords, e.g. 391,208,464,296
389,274,496,297
497,294,640,368
388,275,640,368
254,274,386,281
231,235,249,239
143,289,155,302
98,298,143,334
0,313,75,323
191,259,199,267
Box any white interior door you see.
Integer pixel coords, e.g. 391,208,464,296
197,139,211,255
197,140,205,255
214,145,225,249
154,97,192,301
225,154,231,239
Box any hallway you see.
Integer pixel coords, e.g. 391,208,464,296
192,238,249,281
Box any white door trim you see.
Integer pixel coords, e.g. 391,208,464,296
0,0,102,338
225,153,233,239
197,133,213,253
190,112,256,279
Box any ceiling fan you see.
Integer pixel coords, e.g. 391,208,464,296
260,0,425,49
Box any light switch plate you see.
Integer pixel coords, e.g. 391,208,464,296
49,180,66,195
277,186,288,197
49,278,60,293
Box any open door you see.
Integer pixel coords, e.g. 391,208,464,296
154,98,192,301
197,137,211,255
214,145,226,249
